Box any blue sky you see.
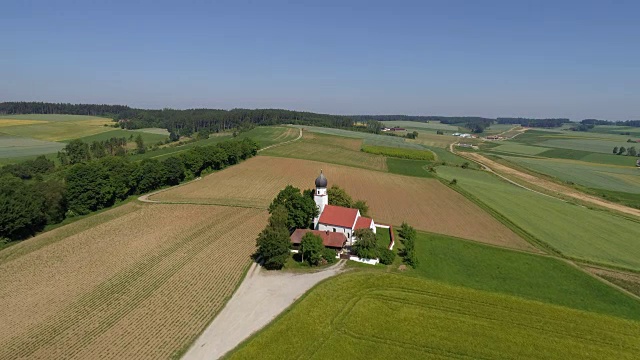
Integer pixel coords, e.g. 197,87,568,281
1,0,638,120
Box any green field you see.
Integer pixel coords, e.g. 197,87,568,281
501,155,640,194
412,232,640,318
228,272,640,360
492,143,549,155
362,144,435,160
539,138,632,154
436,167,640,271
386,158,435,178
0,114,114,141
292,125,425,149
0,134,65,159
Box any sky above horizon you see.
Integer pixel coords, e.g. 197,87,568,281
1,0,638,120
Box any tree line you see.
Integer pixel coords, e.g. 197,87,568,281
0,138,259,244
0,102,384,137
496,118,571,128
582,119,640,127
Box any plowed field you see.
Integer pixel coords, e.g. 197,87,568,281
152,156,532,251
0,202,268,359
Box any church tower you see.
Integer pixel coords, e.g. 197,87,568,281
313,170,328,228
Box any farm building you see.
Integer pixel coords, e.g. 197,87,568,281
292,171,377,248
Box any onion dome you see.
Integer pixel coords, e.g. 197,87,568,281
315,170,327,188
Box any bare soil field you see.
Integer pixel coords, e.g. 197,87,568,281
153,156,533,251
0,203,268,360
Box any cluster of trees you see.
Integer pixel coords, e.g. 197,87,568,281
496,118,571,128
256,185,318,269
404,131,419,139
0,138,259,243
398,222,418,268
299,232,338,266
613,146,638,157
351,228,395,265
570,124,595,132
57,136,136,165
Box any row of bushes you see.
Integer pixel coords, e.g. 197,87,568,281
0,138,259,243
361,145,435,161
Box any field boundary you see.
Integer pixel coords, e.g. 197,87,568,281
139,127,302,206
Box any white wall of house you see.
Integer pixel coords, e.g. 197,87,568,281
317,223,354,240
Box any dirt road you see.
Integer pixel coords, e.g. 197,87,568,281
181,260,345,360
456,147,640,218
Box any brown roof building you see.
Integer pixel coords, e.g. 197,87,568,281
290,229,347,249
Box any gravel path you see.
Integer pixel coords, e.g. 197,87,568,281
182,260,345,360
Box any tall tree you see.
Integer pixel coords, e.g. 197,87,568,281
0,175,47,240
66,162,115,214
269,185,318,230
352,229,378,259
135,134,146,154
255,205,291,270
300,232,324,266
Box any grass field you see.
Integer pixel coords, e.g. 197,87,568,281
263,131,388,171
292,125,425,149
0,114,114,141
491,143,549,155
153,156,531,250
538,138,632,154
361,144,435,160
0,202,268,360
437,166,640,271
386,158,435,178
501,155,640,194
228,272,640,360
412,232,640,318
0,133,65,159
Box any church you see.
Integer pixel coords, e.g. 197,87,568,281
290,170,376,250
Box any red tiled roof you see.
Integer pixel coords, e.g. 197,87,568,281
290,229,347,248
318,205,358,228
354,216,373,230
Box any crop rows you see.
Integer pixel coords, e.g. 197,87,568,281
230,272,640,360
0,203,268,359
153,156,532,251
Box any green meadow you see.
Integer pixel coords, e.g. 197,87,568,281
228,272,640,360
437,166,640,271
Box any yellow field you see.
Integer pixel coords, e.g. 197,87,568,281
0,117,113,141
0,119,49,127
153,156,533,251
0,202,268,359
